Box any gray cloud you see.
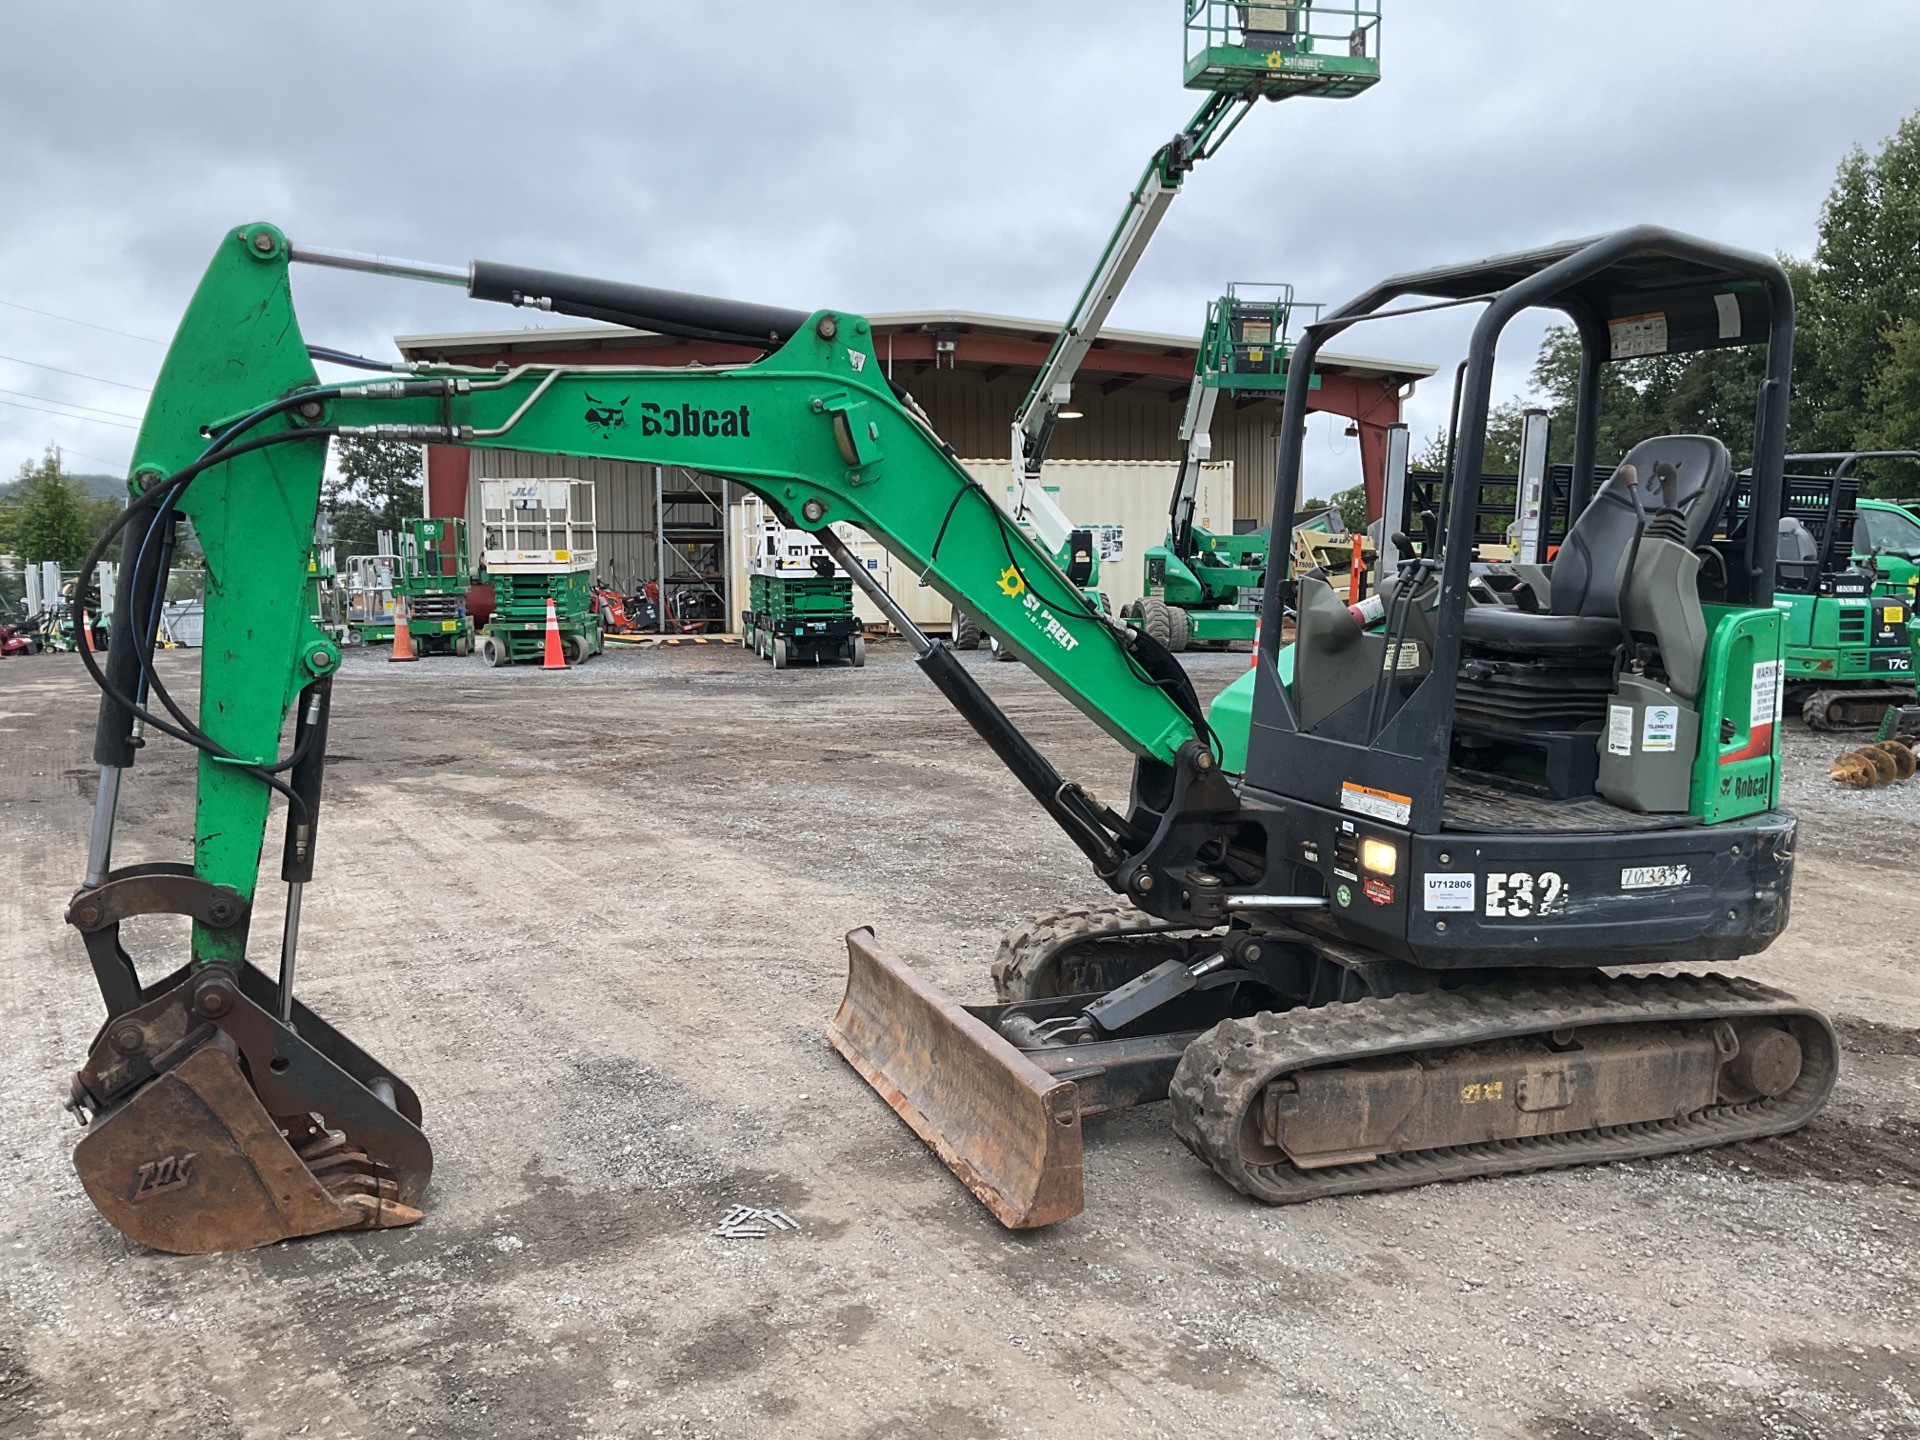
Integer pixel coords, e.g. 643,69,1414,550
4,1,1916,486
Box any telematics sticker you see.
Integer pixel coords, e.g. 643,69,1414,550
1424,873,1476,912
1621,865,1691,890
1642,705,1679,754
1340,781,1412,827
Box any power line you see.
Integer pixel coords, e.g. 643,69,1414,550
0,352,152,392
0,297,164,345
59,446,130,473
0,396,140,429
0,385,142,421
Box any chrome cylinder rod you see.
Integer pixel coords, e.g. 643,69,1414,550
82,765,123,889
1225,895,1330,911
288,243,469,288
277,882,304,1025
814,525,934,657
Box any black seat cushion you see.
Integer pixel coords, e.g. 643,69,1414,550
1462,605,1623,655
1550,435,1731,619
1457,435,1731,664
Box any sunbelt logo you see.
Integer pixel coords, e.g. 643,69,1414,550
639,402,752,439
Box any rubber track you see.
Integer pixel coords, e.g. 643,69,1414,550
1802,686,1916,730
1167,972,1839,1204
991,900,1220,1002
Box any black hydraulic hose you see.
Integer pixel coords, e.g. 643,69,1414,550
280,676,332,882
308,345,405,373
76,428,340,811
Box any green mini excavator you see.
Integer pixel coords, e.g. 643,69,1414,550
63,217,1834,1252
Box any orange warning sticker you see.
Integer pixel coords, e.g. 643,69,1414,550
1339,781,1412,827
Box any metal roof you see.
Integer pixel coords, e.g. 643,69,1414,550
393,310,1436,383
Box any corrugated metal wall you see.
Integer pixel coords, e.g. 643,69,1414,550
466,449,660,588
469,377,1278,633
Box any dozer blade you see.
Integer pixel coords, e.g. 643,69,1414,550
828,929,1083,1229
70,968,429,1255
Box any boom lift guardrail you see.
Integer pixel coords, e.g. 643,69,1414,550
1002,3,1382,618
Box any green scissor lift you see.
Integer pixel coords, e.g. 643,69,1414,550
476,478,603,667
393,517,475,657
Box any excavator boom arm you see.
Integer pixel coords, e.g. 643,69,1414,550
110,226,1207,942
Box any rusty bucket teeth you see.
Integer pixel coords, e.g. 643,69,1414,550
70,975,430,1255
827,928,1084,1230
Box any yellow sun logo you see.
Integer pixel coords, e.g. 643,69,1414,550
996,565,1026,599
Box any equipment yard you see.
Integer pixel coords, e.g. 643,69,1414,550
3,643,1915,1440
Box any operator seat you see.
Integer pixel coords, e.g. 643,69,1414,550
1461,435,1732,656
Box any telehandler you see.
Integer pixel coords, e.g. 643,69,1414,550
61,220,1834,1251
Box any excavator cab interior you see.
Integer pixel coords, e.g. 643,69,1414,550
1244,227,1796,964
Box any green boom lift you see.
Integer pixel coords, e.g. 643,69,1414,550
953,1,1383,654
1131,283,1323,650
62,220,1835,1254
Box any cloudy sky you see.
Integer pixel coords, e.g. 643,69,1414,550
4,1,1917,492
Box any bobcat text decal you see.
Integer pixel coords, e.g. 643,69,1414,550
638,402,752,439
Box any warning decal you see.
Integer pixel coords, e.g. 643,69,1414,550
1340,781,1412,827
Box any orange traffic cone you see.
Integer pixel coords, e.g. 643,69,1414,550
389,598,417,663
81,609,95,652
1249,616,1261,669
541,597,567,669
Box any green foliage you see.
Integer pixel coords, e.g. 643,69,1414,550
4,450,96,568
1460,110,1919,486
1858,316,1920,494
325,437,423,560
1329,485,1368,532
1522,323,1766,469
1796,112,1920,469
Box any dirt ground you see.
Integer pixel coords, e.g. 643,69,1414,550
1,640,1916,1440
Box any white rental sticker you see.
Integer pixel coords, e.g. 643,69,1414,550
1714,292,1743,340
1642,705,1679,754
1424,873,1476,913
1340,781,1412,827
1608,704,1634,756
1622,865,1691,890
1610,312,1669,359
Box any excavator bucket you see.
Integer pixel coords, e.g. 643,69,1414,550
827,929,1083,1229
68,967,430,1255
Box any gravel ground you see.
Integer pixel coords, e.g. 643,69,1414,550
0,641,1915,1440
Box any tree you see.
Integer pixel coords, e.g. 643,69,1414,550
1796,111,1920,466
5,450,94,568
325,437,423,559
1859,314,1920,494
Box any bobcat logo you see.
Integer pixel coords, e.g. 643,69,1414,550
584,393,630,437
